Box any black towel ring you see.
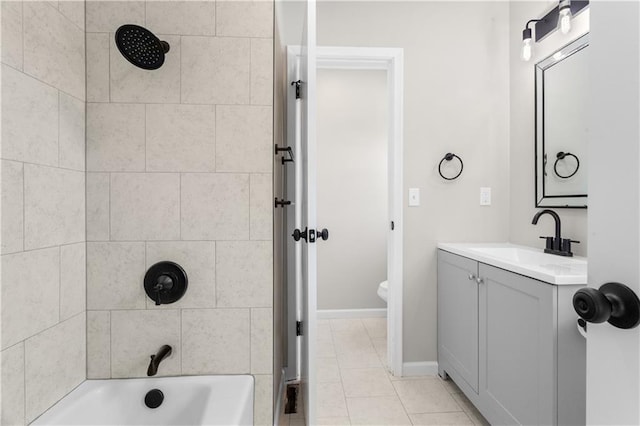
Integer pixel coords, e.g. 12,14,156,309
553,152,580,179
438,153,464,181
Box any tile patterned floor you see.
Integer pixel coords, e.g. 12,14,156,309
280,318,490,426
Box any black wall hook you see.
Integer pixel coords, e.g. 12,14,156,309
553,152,580,179
438,153,464,180
275,145,294,165
291,80,302,99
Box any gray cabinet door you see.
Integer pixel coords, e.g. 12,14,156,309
437,250,479,393
478,263,557,426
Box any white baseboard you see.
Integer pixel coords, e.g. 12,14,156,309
272,369,286,426
402,361,439,377
317,308,387,319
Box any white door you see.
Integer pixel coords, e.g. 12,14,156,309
298,2,318,424
587,3,640,424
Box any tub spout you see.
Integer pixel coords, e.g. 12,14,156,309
147,345,172,376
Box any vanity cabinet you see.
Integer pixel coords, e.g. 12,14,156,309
437,251,479,393
437,249,586,426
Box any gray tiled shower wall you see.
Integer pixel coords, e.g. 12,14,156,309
1,1,87,424
84,1,274,425
1,1,274,425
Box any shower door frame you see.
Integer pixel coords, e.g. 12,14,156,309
314,46,405,376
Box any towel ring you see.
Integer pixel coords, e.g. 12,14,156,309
553,152,580,179
438,153,463,181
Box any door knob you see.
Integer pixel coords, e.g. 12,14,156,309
573,282,640,329
317,229,329,241
292,228,308,242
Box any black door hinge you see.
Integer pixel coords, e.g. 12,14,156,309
274,198,292,208
284,384,299,414
296,321,303,336
391,221,395,230
291,80,302,99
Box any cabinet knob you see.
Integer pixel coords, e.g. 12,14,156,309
468,274,476,281
476,277,484,285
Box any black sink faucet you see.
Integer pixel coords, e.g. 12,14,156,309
147,345,172,376
531,209,579,257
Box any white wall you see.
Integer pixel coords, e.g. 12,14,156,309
509,2,589,256
317,68,388,310
317,1,511,362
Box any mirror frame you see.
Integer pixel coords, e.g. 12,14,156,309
535,33,589,208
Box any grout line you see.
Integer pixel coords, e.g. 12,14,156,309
23,339,27,425
1,62,85,104
19,311,86,350
8,158,86,174
21,162,25,253
108,310,112,379
85,306,258,312
57,91,61,167
179,309,184,374
213,241,217,307
21,1,24,71
108,173,112,241
85,238,273,244
85,100,273,107
84,4,90,382
249,38,253,105
213,105,217,173
108,32,111,103
59,246,62,323
329,319,350,422
4,240,87,257
144,104,147,172
248,174,252,239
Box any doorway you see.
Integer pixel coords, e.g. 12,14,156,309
314,47,404,376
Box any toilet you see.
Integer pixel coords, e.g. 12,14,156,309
377,280,388,303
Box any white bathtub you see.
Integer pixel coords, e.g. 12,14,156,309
32,375,254,425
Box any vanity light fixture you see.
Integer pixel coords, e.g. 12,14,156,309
521,0,588,62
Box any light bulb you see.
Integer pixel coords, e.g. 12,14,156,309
560,8,572,34
522,38,532,61
559,0,572,34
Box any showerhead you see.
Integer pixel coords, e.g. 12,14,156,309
115,24,170,70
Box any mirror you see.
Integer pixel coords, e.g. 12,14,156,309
535,34,588,208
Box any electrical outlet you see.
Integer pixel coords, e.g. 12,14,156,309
409,188,420,207
480,187,491,206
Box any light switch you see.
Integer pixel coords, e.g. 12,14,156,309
480,187,491,206
409,188,420,207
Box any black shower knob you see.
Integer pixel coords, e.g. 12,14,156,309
573,282,640,329
144,261,188,306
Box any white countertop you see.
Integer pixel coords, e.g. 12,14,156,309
437,242,587,285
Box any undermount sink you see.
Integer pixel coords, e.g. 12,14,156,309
437,243,587,285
